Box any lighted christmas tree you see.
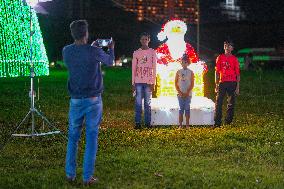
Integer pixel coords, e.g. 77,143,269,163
0,0,49,77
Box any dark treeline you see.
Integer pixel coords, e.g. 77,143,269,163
192,21,284,63
203,21,284,53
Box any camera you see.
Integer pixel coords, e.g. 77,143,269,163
96,39,112,47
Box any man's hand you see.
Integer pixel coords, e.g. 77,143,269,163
185,90,191,97
91,40,99,47
235,86,240,95
178,91,185,97
108,39,115,49
215,84,219,93
150,84,155,92
132,85,135,92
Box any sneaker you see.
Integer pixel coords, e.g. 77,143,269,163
224,121,232,125
135,123,141,129
83,177,98,186
212,124,221,129
66,176,75,183
145,124,151,128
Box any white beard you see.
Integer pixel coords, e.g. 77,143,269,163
166,38,186,60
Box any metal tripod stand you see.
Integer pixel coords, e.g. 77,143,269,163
12,5,60,137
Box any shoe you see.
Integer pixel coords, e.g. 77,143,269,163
66,176,75,183
135,123,141,129
83,177,98,186
145,124,151,128
212,124,221,129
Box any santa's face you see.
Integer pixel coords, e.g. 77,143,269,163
140,36,150,47
171,26,182,33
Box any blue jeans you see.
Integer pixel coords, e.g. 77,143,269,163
135,83,151,125
177,96,192,116
65,96,102,182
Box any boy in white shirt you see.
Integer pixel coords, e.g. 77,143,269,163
175,54,195,128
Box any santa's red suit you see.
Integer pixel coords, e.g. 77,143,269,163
156,43,199,65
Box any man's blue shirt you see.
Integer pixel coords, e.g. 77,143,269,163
63,44,114,99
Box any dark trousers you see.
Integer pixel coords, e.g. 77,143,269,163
214,82,237,126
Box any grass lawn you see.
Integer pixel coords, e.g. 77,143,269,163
0,68,283,189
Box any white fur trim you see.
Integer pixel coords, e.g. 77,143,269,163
157,31,167,41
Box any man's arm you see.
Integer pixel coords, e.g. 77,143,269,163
132,51,137,89
132,51,139,92
150,50,157,91
235,57,240,95
235,75,240,95
96,47,115,66
215,56,221,93
186,72,194,96
175,71,182,96
215,72,220,93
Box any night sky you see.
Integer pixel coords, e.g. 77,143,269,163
38,0,284,60
43,0,284,23
201,0,284,23
88,0,284,23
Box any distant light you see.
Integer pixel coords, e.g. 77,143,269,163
115,60,122,66
25,0,38,7
24,0,53,8
122,58,127,63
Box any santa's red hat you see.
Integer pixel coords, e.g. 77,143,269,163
157,18,187,41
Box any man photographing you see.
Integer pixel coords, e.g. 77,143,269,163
214,40,240,128
63,20,114,185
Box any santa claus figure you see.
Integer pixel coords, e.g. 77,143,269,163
155,18,207,97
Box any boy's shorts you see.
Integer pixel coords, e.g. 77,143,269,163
177,96,192,116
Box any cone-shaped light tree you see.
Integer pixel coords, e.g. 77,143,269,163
0,0,49,77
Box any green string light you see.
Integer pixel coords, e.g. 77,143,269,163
0,0,49,77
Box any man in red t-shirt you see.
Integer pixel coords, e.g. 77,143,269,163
214,40,240,127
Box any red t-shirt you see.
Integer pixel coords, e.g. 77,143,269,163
215,54,240,82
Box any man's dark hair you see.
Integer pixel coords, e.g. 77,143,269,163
70,20,88,40
182,53,191,63
139,32,150,39
224,39,234,47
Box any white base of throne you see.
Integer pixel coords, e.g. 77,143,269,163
151,96,215,125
